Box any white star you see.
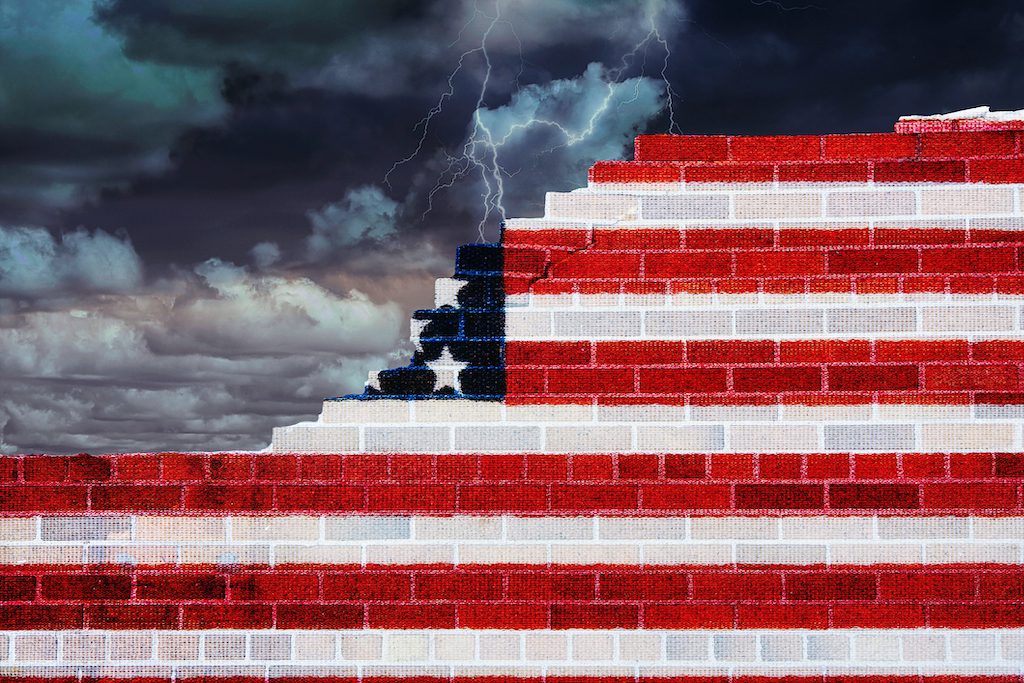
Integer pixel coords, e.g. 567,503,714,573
365,371,381,391
434,278,469,308
425,345,469,393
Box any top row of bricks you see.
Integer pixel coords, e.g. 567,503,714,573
632,132,1021,163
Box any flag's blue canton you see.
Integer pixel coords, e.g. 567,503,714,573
334,241,505,401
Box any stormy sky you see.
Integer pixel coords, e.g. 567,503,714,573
1,0,1022,454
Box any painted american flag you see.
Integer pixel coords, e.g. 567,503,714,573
10,107,1024,683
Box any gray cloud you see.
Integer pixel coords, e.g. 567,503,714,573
305,185,400,260
0,225,143,297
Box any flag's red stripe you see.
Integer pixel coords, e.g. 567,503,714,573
629,130,1021,163
506,338,1024,402
0,563,1023,629
4,452,1024,515
503,228,1024,295
4,677,1023,683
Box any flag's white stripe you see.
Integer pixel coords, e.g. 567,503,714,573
275,417,1024,453
2,629,1024,672
500,300,1024,341
5,515,1024,566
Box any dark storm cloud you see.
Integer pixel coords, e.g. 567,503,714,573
2,0,1024,452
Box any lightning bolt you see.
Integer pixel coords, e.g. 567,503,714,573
387,0,683,242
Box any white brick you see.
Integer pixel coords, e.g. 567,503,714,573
204,634,245,660
505,311,552,337
760,634,803,662
365,544,452,565
553,311,642,337
552,544,640,564
878,517,969,539
137,517,225,542
974,518,1024,538
525,633,567,661
572,633,614,661
293,634,334,661
713,634,756,661
386,634,429,661
40,516,129,541
925,543,1019,563
599,518,687,540
824,424,915,450
598,405,688,422
644,310,732,336
545,425,632,452
806,634,849,661
508,517,593,540
232,516,319,541
691,517,777,539
921,186,1015,215
479,634,519,661
321,399,410,423
780,517,873,539
642,194,730,220
416,400,502,423
364,426,450,452
734,192,822,219
921,423,1016,450
922,304,1015,332
949,633,996,661
458,544,547,564
854,634,900,662
829,543,923,564
729,425,819,451
637,425,724,452
644,544,732,564
339,634,382,660
665,634,709,660
735,308,823,335
827,190,916,217
826,307,916,333
453,425,541,452
736,544,827,564
618,633,661,662
415,516,502,540
273,545,362,564
325,516,410,541
271,424,358,453
435,634,475,661
508,404,593,422
547,192,640,220
15,635,58,662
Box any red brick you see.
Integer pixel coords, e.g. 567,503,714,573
551,604,638,629
710,453,754,479
0,605,83,629
551,484,637,511
921,483,1018,510
645,251,732,277
995,453,1024,476
592,228,681,250
596,341,683,366
368,604,456,628
208,454,252,480
548,368,634,394
599,572,689,600
231,573,318,601
785,572,877,600
549,252,641,278
922,246,1017,273
828,365,919,391
685,227,775,249
91,605,179,629
691,572,782,600
759,453,802,479
92,485,180,512
459,484,547,512
925,364,1019,391
832,603,925,628
644,604,734,628
299,454,343,481
878,572,976,600
458,603,548,628
730,135,822,161
277,484,363,511
735,251,825,276
929,604,1024,628
777,162,870,183
950,453,995,479
415,573,503,600
664,454,706,479
184,484,272,512
824,133,918,160
736,604,827,628
618,454,660,479
778,227,870,247
478,454,523,480
978,572,1024,599
636,135,729,161
641,484,731,510
161,453,206,480
806,453,850,479
23,456,68,482
504,247,547,275
829,483,920,509
503,229,590,250
507,573,595,600
828,248,919,274
589,160,682,183
735,484,824,510
875,227,966,245
639,368,727,394
0,485,88,512
572,454,614,479
876,339,969,362
254,455,297,481
526,454,567,480
688,340,774,363
733,366,822,392
136,573,226,601
367,485,454,512
874,160,966,182
39,574,130,601
966,157,1024,183
973,340,1024,360
506,368,545,394
388,454,432,480
780,340,871,363
683,163,773,183
322,573,410,601
921,131,1017,158
277,604,364,629
0,575,35,601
